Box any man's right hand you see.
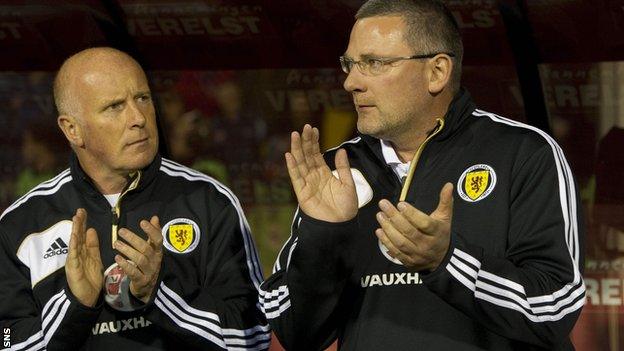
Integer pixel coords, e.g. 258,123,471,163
285,124,358,222
65,208,103,307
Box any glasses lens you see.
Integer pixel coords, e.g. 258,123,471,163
339,57,352,74
368,59,383,75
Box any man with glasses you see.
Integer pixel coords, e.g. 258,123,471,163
260,0,584,350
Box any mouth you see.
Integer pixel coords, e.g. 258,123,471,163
356,104,376,112
127,137,149,147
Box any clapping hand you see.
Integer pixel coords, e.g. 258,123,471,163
375,183,454,271
285,124,358,222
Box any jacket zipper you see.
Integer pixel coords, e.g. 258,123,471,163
399,118,445,202
111,171,142,248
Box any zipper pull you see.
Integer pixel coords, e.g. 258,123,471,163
111,208,119,248
110,171,141,248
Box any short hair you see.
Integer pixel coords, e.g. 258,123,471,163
53,66,77,116
356,0,463,91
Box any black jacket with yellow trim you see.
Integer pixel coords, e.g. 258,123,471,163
260,88,586,350
0,154,269,350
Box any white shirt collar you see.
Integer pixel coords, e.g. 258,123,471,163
103,193,121,207
381,139,402,165
380,139,410,180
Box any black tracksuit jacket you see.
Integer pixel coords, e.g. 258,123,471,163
0,155,269,350
260,88,586,350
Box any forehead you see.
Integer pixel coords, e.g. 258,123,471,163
74,58,149,104
87,62,147,91
345,16,411,57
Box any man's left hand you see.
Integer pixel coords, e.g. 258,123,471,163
114,216,163,304
375,183,454,272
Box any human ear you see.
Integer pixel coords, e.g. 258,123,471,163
58,115,84,148
427,54,453,94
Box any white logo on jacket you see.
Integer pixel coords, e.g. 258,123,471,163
92,316,152,335
361,272,422,288
17,220,72,287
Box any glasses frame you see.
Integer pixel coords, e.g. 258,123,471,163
339,52,455,76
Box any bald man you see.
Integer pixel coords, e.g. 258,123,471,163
0,48,269,350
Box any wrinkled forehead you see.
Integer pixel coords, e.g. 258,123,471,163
70,56,150,107
67,50,145,84
345,16,411,58
80,61,148,88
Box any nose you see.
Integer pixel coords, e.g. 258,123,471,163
343,68,366,94
127,100,147,129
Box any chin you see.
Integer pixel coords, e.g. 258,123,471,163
357,121,385,139
128,148,157,171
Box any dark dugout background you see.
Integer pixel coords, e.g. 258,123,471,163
0,1,623,350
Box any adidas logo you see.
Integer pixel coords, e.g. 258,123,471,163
43,238,69,259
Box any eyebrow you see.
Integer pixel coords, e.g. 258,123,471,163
360,53,379,60
134,90,151,98
99,97,125,112
342,53,382,60
99,90,151,111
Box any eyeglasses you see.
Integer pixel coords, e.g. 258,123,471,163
339,52,455,76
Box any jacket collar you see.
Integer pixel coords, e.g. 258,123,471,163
69,153,162,198
435,87,476,141
361,87,476,164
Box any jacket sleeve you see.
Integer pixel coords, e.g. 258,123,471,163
0,226,101,351
259,208,357,351
141,194,270,351
422,141,586,348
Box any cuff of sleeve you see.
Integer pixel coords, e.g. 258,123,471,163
296,211,358,252
288,211,358,275
421,233,484,285
298,210,359,230
64,285,104,312
129,289,149,310
419,232,456,281
47,284,102,348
